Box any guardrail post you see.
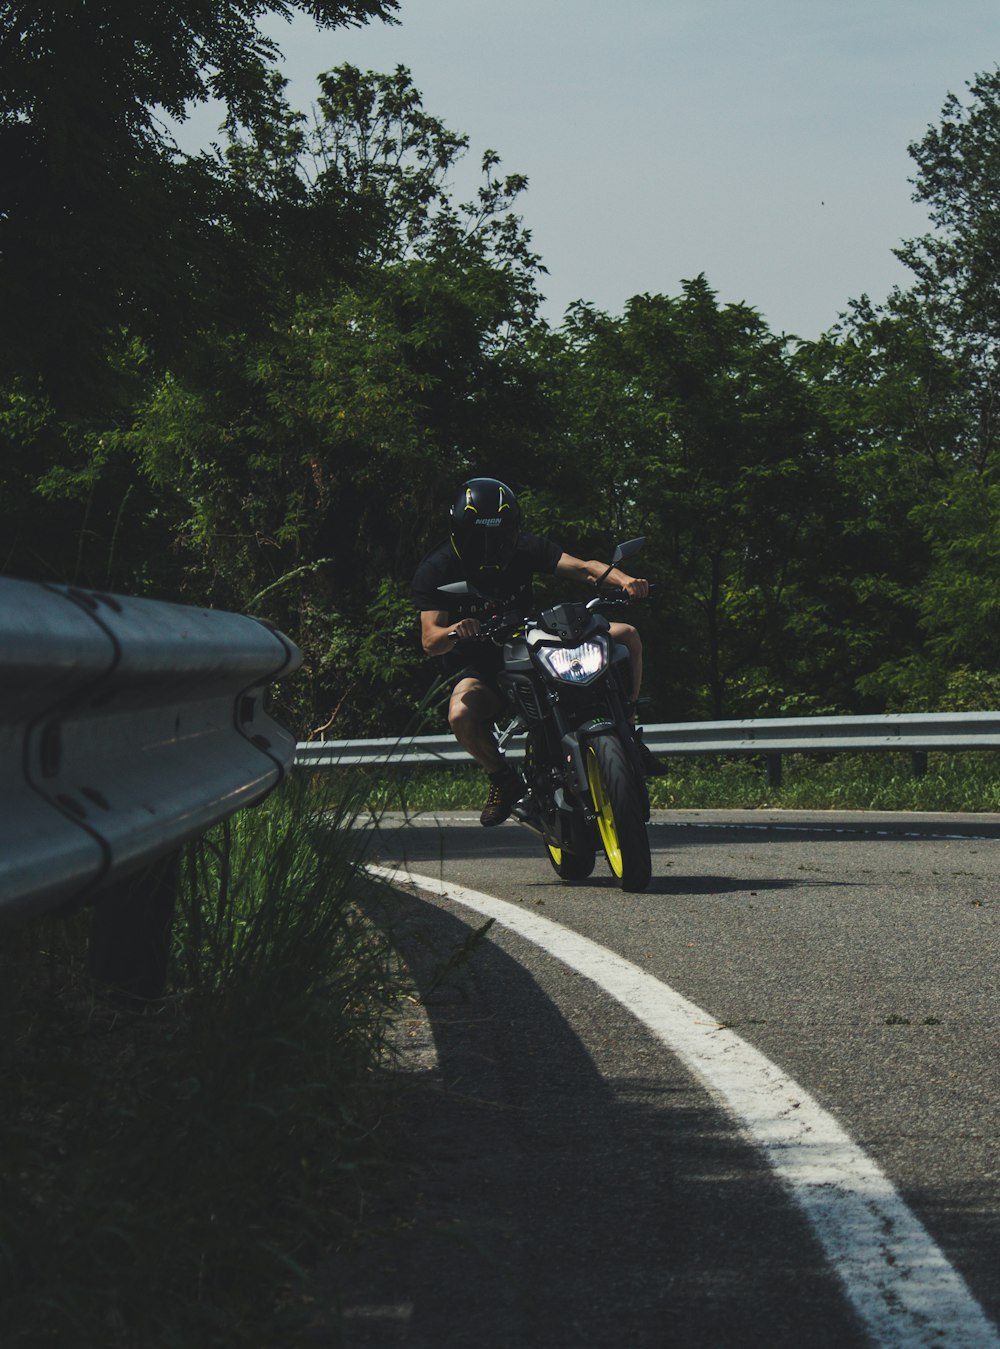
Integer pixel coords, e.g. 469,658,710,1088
911,751,929,779
766,753,783,789
88,852,180,1004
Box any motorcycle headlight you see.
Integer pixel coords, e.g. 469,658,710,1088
536,637,609,685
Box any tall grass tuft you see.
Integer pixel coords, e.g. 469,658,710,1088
0,772,395,1347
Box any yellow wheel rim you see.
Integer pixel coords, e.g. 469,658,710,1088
547,843,562,866
587,746,623,877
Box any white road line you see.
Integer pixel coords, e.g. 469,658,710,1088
658,821,999,842
367,863,1000,1349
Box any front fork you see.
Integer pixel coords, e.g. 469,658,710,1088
553,676,651,822
512,663,650,841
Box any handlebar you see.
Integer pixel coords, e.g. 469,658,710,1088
447,617,510,644
585,589,654,612
447,588,651,645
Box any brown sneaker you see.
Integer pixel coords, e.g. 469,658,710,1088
480,766,523,827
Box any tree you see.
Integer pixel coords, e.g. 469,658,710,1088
895,68,1000,475
547,278,835,719
0,0,398,406
794,302,959,710
117,66,548,735
835,68,1000,704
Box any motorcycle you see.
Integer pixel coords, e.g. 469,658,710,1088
442,537,653,892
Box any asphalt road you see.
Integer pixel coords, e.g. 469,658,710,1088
332,809,1000,1348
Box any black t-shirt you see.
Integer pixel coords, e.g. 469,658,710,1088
411,531,563,674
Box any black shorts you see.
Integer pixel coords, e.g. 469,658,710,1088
447,643,505,691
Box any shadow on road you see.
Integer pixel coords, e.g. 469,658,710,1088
318,884,866,1349
366,817,863,901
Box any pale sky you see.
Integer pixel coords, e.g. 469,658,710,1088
177,0,1000,339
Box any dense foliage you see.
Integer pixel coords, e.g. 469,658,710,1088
3,7,1000,732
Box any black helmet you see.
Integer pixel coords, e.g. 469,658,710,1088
449,477,521,574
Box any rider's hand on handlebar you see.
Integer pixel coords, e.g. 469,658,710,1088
448,617,482,641
621,577,650,600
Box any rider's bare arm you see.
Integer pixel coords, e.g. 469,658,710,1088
554,552,650,599
420,609,482,656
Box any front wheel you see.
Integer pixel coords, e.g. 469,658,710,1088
586,736,652,892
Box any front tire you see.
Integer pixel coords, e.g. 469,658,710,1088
586,736,652,891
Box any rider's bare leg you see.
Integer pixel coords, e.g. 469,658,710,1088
608,623,664,775
448,677,507,774
609,622,642,705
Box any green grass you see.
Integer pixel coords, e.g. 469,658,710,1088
386,751,1000,814
0,773,397,1347
644,751,1000,811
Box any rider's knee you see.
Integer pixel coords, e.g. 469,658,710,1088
448,693,483,738
447,698,468,734
615,622,640,653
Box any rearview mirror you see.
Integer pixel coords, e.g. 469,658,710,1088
438,579,491,598
612,536,645,565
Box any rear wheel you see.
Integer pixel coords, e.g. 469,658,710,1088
546,838,596,881
586,736,652,891
524,735,596,882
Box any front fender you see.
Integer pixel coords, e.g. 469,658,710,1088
559,729,591,799
575,724,651,821
562,720,619,795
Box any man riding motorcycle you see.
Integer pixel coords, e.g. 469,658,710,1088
410,477,662,827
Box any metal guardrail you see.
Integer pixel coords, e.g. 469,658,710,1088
3,578,302,924
297,734,499,768
642,711,1000,756
296,711,1000,784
